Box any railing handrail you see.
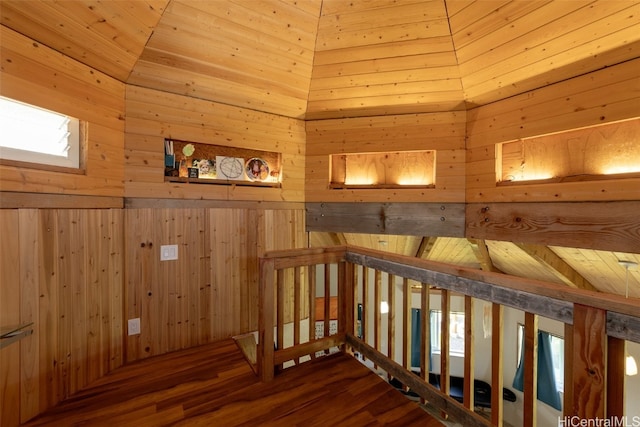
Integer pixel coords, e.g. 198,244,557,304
258,244,640,424
260,245,639,342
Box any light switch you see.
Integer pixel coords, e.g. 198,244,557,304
160,244,178,261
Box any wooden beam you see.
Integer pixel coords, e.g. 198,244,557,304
414,236,437,258
0,191,123,209
466,201,640,253
328,232,347,246
515,243,599,292
570,304,606,419
468,238,503,273
306,202,465,237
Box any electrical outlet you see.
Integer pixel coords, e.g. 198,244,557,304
128,318,141,336
160,244,178,261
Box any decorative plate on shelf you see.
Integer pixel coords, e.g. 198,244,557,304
245,157,270,181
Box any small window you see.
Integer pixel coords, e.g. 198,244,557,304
430,310,465,356
0,96,81,169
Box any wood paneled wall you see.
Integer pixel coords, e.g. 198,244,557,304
124,86,306,202
466,59,640,203
0,26,125,198
305,111,466,203
124,206,306,362
0,209,123,426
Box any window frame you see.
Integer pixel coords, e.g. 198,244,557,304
0,96,85,173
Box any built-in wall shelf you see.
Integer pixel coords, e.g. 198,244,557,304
164,138,282,187
165,176,281,187
497,119,640,185
330,150,435,189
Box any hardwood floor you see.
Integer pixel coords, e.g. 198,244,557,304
23,339,442,426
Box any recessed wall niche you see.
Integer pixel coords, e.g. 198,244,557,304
330,150,435,189
497,119,640,185
164,138,282,187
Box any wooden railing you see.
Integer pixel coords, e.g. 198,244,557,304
257,246,640,426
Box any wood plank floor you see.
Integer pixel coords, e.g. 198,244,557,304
23,339,442,426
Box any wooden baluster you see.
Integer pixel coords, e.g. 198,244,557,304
440,289,450,420
276,269,285,369
606,336,625,420
491,303,503,426
387,274,395,380
324,263,331,353
338,261,354,353
563,323,574,417
402,278,411,371
374,270,381,359
308,264,316,359
523,312,538,427
420,282,430,404
362,267,369,345
293,266,300,365
463,295,475,410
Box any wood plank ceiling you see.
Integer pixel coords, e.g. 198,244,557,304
1,0,639,296
2,0,637,119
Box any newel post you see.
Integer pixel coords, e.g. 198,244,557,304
258,258,275,381
338,261,355,339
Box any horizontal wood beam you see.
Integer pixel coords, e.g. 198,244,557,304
126,198,304,210
0,191,123,209
344,247,640,342
466,201,640,253
306,202,465,236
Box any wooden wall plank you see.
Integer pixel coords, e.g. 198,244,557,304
0,210,21,427
0,27,125,198
19,210,40,422
466,60,639,204
124,86,305,202
306,111,466,203
122,206,306,360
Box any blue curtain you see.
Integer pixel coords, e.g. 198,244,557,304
411,308,432,371
512,329,562,411
411,308,421,367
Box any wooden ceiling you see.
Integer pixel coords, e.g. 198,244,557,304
308,233,640,298
1,0,638,119
1,1,638,296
